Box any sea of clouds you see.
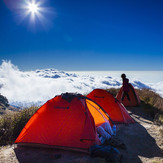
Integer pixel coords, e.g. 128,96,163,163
0,61,163,107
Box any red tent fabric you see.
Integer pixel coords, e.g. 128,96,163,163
15,94,111,152
87,89,135,124
116,84,141,107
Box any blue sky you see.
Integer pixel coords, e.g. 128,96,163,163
0,0,163,71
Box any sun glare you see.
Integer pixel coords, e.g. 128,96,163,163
27,2,39,14
21,0,43,22
19,0,54,28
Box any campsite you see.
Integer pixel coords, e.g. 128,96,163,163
0,105,162,162
1,0,163,162
0,88,163,163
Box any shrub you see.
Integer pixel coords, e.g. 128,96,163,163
0,106,38,146
0,94,9,107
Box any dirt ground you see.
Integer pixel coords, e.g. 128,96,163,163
0,106,163,163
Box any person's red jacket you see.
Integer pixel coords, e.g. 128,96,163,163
122,78,129,92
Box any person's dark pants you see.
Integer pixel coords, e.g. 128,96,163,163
121,91,130,101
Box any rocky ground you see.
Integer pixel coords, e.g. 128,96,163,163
0,106,162,163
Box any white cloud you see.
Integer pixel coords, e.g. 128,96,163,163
0,61,163,107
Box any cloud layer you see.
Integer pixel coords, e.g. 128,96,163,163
0,61,162,107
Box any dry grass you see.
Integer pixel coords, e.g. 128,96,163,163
0,106,38,146
136,88,163,112
106,88,120,97
136,88,163,125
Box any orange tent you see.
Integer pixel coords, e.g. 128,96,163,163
15,93,111,152
116,84,141,107
87,89,135,124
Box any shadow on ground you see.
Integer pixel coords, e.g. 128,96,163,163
14,145,106,163
127,105,154,122
116,105,163,163
117,123,162,162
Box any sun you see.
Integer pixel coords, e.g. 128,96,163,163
21,0,42,22
19,0,54,28
27,2,39,14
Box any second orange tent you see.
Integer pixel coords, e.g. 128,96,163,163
87,89,135,124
